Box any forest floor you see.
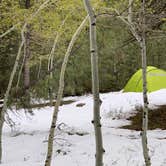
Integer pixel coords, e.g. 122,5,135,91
1,89,166,166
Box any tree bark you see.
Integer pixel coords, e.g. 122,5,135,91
47,33,59,106
23,24,31,91
0,24,26,163
25,0,30,8
83,1,104,166
116,1,151,165
0,24,20,39
23,0,32,112
37,58,42,79
44,16,88,166
0,1,53,162
128,0,133,23
16,55,26,89
47,17,68,106
140,1,151,165
0,108,2,164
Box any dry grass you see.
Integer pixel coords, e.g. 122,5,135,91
122,105,166,130
29,100,75,109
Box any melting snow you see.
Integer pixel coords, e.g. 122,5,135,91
1,89,166,166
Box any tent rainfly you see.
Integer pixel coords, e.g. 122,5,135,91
123,66,166,92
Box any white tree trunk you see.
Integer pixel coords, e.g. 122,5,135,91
16,52,26,89
140,1,151,165
0,23,20,39
128,0,133,23
0,24,26,163
47,17,68,105
44,16,88,166
140,35,151,166
0,1,54,162
47,33,59,105
83,1,104,166
117,1,151,165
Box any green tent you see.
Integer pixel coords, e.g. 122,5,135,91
124,66,166,92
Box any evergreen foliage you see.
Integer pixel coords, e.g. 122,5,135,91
0,0,165,101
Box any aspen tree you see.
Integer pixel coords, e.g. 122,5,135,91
47,17,68,105
23,0,32,113
24,0,31,92
140,1,151,165
0,0,55,162
37,58,42,79
44,16,88,166
116,0,151,165
83,0,104,166
0,24,26,163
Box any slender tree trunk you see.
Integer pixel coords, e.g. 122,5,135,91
128,0,133,23
0,1,53,162
47,17,68,106
23,24,30,91
48,35,59,106
0,107,3,164
0,25,26,163
140,0,151,165
16,55,26,90
140,35,151,166
117,0,151,165
44,16,88,166
83,1,104,166
0,24,20,39
23,0,32,112
128,0,151,165
37,58,42,79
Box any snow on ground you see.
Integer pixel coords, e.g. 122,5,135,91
1,89,166,166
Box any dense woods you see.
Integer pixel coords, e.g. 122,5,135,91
0,0,166,166
0,0,165,102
